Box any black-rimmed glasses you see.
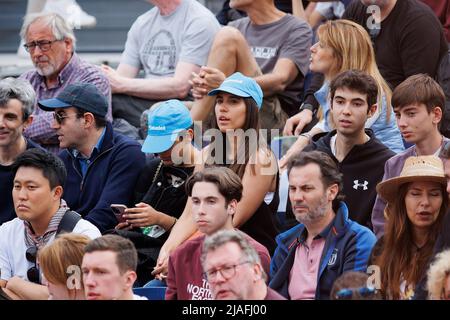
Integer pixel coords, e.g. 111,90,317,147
26,246,40,284
203,261,251,283
334,287,377,300
23,39,62,52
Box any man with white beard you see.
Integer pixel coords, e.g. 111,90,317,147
269,150,376,300
19,12,111,153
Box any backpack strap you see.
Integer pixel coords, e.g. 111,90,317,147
56,210,82,235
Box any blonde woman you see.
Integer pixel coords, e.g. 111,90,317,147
281,19,403,168
427,249,450,300
38,233,90,300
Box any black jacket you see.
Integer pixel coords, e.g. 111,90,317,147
304,129,395,229
133,158,194,225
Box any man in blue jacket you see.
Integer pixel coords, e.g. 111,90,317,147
269,151,376,300
37,83,145,233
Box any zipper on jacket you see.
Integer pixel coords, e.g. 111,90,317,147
68,146,114,193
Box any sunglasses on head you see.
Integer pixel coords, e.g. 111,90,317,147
26,246,40,284
335,286,377,300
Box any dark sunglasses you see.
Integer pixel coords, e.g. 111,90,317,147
52,111,84,124
335,287,377,300
23,39,62,52
25,246,40,284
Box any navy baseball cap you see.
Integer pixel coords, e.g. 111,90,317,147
37,82,108,117
141,100,193,154
208,72,263,108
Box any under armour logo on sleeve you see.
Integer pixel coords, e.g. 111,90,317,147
353,180,369,190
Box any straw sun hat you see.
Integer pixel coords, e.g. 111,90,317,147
376,156,447,204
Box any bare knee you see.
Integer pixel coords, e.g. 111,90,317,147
212,26,246,49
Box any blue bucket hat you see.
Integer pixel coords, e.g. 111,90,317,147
141,100,193,154
208,72,263,108
37,82,108,117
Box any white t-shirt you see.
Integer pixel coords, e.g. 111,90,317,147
0,218,100,281
315,1,345,20
120,0,220,78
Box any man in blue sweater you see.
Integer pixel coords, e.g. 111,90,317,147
0,78,41,225
269,151,376,300
37,83,145,233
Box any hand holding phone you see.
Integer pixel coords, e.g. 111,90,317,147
110,204,128,223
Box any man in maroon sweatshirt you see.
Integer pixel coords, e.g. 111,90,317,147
165,166,271,300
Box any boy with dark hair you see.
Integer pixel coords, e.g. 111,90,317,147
371,74,447,237
165,166,270,300
304,70,395,228
0,148,100,300
82,234,146,300
37,83,145,233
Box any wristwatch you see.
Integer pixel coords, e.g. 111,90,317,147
298,102,317,116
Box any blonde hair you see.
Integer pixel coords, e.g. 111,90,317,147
427,249,450,299
317,19,392,121
38,233,90,286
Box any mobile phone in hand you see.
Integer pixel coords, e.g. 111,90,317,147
110,204,128,223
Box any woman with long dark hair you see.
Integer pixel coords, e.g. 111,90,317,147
152,72,279,280
373,155,448,299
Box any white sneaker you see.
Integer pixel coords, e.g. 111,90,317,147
43,0,97,29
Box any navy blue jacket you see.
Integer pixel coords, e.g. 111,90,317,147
59,123,145,233
269,202,376,300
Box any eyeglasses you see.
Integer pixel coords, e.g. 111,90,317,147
334,287,377,300
52,111,83,124
203,261,251,283
26,246,40,284
23,39,62,52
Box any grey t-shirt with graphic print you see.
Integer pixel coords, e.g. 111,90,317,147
120,0,220,78
229,15,312,117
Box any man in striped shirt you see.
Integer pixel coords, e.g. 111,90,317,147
19,12,111,153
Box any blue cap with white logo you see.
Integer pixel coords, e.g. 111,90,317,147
141,100,193,154
208,72,263,108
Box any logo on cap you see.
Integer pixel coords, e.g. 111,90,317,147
149,125,166,131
